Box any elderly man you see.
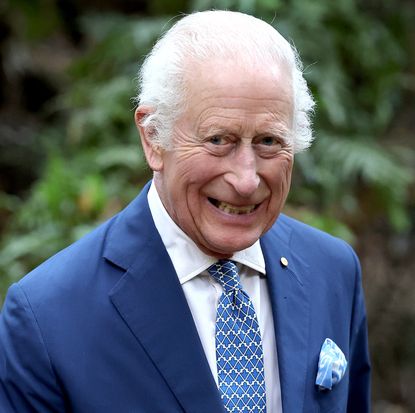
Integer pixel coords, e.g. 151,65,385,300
0,10,370,413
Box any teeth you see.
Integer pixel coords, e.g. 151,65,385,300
216,201,256,215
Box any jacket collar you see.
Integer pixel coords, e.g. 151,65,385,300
105,182,225,413
261,216,311,413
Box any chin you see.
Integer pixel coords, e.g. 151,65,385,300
205,237,258,258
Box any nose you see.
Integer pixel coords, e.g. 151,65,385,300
224,145,260,197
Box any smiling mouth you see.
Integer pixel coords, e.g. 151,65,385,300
208,198,259,215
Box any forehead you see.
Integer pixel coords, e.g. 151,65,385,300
179,58,294,134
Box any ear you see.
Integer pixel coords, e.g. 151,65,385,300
134,106,164,171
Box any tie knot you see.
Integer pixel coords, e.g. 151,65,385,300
208,260,241,293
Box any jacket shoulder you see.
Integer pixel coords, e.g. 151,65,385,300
269,213,359,271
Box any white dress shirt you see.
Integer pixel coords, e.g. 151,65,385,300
148,182,282,413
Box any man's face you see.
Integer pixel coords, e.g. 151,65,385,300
147,60,294,258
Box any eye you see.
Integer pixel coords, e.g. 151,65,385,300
209,136,226,145
204,134,234,156
259,136,282,147
253,135,290,158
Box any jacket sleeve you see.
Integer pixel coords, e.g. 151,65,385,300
346,247,371,412
0,283,65,412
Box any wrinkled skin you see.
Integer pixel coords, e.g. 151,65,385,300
136,60,294,259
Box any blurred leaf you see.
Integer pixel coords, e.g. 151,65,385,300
78,174,107,216
94,145,144,170
9,0,61,40
289,209,356,245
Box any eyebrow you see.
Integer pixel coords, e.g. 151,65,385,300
198,125,229,137
198,124,292,144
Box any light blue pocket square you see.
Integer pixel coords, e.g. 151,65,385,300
315,338,348,391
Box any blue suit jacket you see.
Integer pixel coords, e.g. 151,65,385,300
0,183,370,412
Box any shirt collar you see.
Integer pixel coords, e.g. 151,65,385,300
147,182,266,284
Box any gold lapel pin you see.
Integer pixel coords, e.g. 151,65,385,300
280,257,289,267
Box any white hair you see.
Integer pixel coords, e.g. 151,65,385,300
136,10,315,153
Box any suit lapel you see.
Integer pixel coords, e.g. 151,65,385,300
105,184,224,413
261,217,311,413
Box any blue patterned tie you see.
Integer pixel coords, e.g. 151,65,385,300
208,260,266,413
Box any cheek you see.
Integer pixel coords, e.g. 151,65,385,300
164,156,201,196
265,158,293,211
181,157,223,189
269,156,293,186
282,159,294,184
166,160,216,211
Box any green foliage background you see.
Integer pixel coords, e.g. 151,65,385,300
0,0,414,410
